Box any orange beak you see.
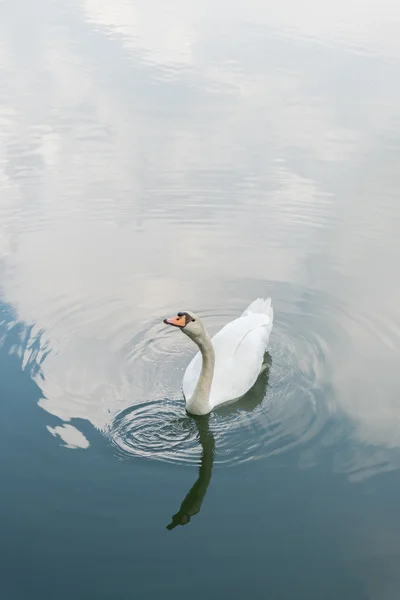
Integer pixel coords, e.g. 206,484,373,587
163,315,186,328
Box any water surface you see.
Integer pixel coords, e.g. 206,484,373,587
1,0,400,598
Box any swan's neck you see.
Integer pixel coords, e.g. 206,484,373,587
186,332,215,416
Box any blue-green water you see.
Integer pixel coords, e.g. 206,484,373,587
1,1,400,598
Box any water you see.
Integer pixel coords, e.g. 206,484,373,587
1,0,400,598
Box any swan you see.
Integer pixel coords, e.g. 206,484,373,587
164,298,274,415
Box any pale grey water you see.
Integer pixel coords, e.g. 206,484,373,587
0,1,400,598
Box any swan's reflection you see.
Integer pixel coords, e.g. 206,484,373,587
166,414,215,530
166,355,272,530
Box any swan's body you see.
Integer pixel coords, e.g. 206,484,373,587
164,298,273,415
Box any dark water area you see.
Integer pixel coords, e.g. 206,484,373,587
1,1,400,598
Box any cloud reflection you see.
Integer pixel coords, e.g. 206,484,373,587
0,0,398,492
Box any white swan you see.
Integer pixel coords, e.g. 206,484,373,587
164,298,274,415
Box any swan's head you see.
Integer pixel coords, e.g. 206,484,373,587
163,311,204,341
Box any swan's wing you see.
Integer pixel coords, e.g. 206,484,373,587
210,314,272,406
183,313,272,405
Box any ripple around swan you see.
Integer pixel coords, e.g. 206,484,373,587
108,287,338,467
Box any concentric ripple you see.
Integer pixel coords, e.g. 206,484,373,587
108,287,337,467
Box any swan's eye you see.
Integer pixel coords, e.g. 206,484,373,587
191,319,195,322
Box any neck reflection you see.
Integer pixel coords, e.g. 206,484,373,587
167,414,215,530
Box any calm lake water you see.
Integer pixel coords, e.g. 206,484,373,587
1,1,400,598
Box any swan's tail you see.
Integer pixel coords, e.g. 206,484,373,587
242,297,274,323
